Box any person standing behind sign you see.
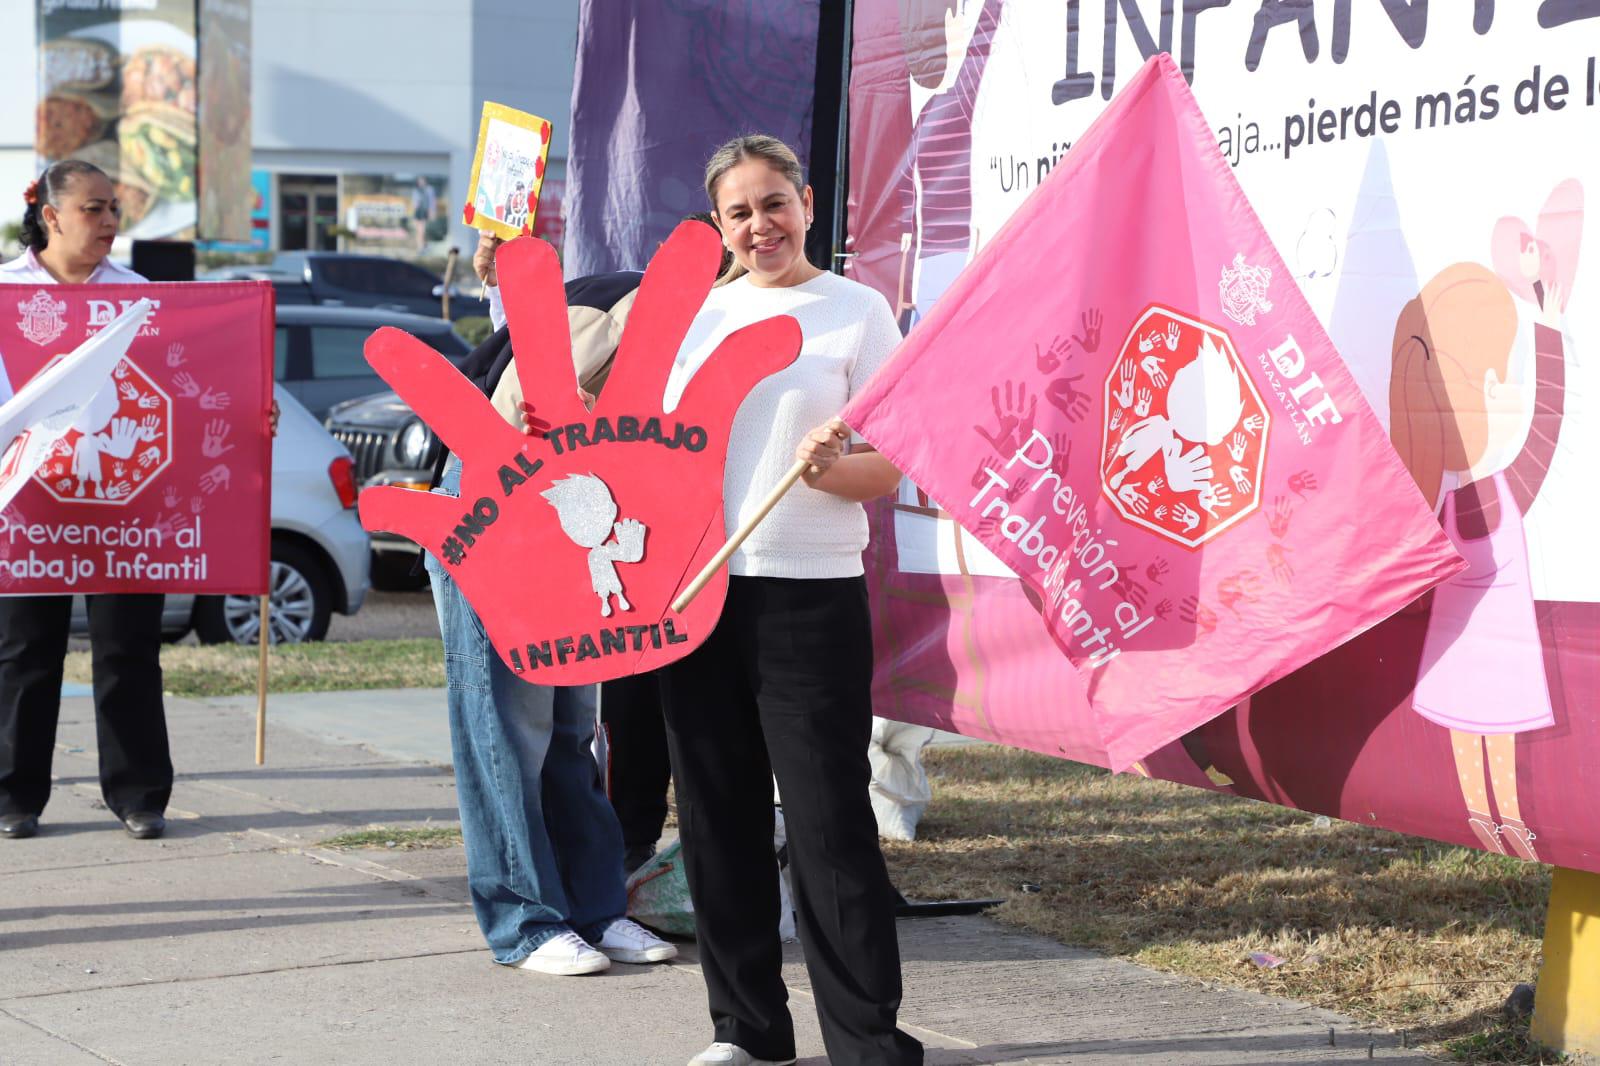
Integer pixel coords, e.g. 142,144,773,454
420,229,675,976
0,160,167,841
659,135,922,1066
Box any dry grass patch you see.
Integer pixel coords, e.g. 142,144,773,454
319,825,462,850
883,746,1556,1062
64,638,446,698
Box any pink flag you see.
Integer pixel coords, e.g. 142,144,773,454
843,54,1464,771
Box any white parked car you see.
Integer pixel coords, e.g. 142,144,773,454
70,385,370,644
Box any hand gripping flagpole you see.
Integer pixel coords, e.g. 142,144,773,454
670,458,808,614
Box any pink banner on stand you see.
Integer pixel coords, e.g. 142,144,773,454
844,55,1463,771
0,281,274,595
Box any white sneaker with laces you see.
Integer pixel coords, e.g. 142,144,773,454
687,1042,796,1066
596,917,678,964
515,931,610,976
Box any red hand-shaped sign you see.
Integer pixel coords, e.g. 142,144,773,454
358,223,801,684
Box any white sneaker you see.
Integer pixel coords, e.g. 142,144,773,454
515,931,610,976
596,917,678,964
688,1043,796,1066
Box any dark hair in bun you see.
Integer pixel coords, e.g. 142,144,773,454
20,159,110,253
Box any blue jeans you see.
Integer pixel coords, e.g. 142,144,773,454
427,458,627,963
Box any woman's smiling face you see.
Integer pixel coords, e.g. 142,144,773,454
711,159,814,288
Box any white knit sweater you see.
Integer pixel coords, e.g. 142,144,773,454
664,271,901,579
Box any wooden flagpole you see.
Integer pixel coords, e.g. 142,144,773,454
671,458,808,614
255,593,269,765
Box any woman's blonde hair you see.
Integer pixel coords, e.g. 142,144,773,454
703,134,807,285
1389,262,1518,510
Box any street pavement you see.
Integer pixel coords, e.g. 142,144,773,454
0,689,1435,1065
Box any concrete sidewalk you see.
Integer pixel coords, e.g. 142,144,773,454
0,692,1433,1065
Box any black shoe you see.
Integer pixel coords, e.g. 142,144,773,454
623,842,657,877
119,811,165,839
0,813,39,839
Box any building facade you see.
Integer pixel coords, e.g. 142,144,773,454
1,0,578,257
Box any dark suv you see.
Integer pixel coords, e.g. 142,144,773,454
324,387,445,587
277,305,470,419
213,253,490,321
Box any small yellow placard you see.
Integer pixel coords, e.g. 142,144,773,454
463,102,553,241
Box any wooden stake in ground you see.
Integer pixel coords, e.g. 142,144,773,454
671,458,808,614
255,593,269,765
441,246,459,320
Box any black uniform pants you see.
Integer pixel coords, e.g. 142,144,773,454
0,594,171,818
660,576,922,1066
599,670,671,850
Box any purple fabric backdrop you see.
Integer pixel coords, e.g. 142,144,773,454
562,0,821,277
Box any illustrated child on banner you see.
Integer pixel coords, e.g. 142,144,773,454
463,102,554,240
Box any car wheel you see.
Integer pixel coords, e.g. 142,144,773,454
370,550,428,591
193,540,333,645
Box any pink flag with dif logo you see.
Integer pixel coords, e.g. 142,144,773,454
842,54,1465,771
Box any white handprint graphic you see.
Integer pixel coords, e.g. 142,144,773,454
1196,481,1232,518
1140,355,1168,388
1162,444,1212,493
1227,432,1248,463
199,389,232,411
166,343,187,368
1113,360,1137,408
1229,464,1252,494
172,371,201,399
1115,482,1150,515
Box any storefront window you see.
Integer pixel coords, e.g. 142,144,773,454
340,174,449,255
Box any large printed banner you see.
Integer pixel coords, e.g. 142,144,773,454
845,54,1464,771
848,2,1597,869
0,282,273,595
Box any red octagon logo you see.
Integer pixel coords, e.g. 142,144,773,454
1100,305,1268,548
33,357,173,506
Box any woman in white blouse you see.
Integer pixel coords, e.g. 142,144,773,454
0,161,168,841
664,136,922,1066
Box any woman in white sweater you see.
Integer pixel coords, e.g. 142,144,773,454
664,136,922,1066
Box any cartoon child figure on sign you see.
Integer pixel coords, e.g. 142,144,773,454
541,474,647,617
1391,182,1579,862
66,376,158,500
503,180,529,231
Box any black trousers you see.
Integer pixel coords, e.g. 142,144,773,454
0,595,171,818
599,670,671,850
660,576,922,1066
